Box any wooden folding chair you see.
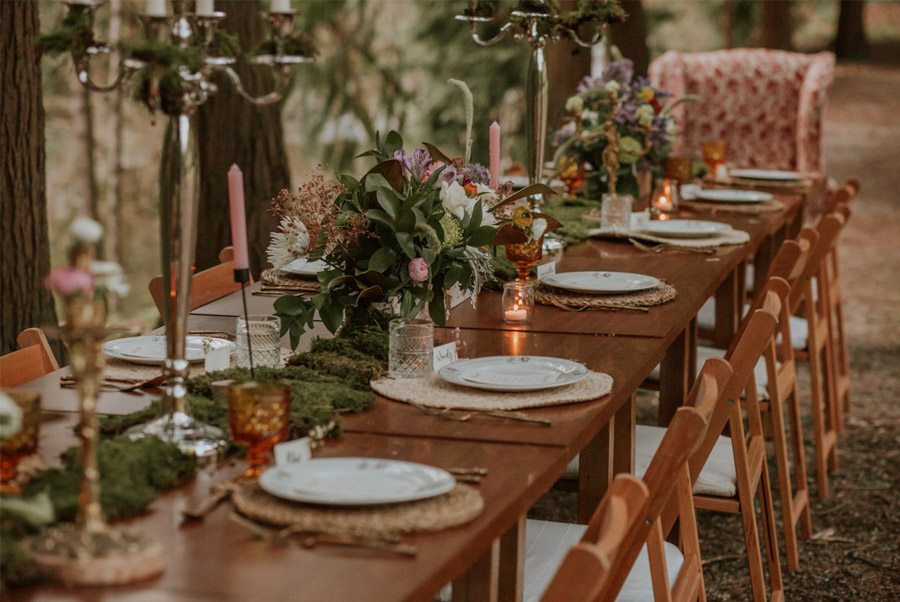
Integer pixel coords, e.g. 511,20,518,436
148,245,251,317
540,403,715,602
2,328,59,387
790,214,847,498
680,292,786,602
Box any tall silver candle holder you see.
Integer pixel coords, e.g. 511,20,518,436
456,0,616,211
58,0,312,458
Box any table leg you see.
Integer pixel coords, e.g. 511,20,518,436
498,516,525,602
577,422,612,524
659,318,697,426
713,268,740,348
453,539,499,602
613,394,636,476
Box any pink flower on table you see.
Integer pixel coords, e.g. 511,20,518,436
408,258,429,283
45,268,94,297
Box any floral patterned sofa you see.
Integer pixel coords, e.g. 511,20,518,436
649,49,835,174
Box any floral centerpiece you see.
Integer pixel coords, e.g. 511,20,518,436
269,132,558,349
552,51,681,199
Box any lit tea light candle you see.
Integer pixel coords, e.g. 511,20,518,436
504,302,528,323
502,281,535,324
651,178,679,220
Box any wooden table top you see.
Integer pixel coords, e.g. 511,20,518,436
8,426,568,602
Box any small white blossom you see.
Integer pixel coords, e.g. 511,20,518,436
636,105,655,127
267,216,311,269
0,392,23,439
531,218,548,241
90,260,130,297
70,217,103,244
565,96,584,114
440,181,475,221
604,80,621,94
581,110,600,125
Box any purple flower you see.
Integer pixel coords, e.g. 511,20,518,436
602,58,634,87
45,267,94,297
394,148,432,180
458,163,490,186
408,257,429,283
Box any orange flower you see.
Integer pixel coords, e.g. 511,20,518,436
464,182,478,197
512,206,533,229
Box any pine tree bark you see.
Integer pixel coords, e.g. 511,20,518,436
0,0,60,355
834,0,868,60
195,0,291,274
546,1,592,146
759,0,793,50
609,0,650,75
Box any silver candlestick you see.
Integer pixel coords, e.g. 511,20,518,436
58,0,312,458
456,0,609,211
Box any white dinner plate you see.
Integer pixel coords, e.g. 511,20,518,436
541,271,661,295
695,189,773,204
102,335,234,366
439,356,588,392
258,458,456,506
729,168,801,181
280,257,328,276
640,219,731,239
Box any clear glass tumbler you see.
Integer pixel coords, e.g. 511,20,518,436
236,315,282,369
601,193,634,230
388,319,434,378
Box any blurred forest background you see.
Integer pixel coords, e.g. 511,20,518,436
33,0,900,330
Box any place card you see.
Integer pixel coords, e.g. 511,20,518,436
433,342,458,371
204,345,231,372
536,261,557,279
274,437,312,466
447,284,472,309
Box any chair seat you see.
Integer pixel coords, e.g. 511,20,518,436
565,425,738,498
648,345,770,400
523,519,684,602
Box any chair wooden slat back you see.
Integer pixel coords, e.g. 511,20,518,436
15,327,59,373
148,246,250,317
544,406,712,602
1,346,51,388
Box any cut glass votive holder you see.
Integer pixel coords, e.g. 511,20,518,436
236,315,281,369
388,319,434,379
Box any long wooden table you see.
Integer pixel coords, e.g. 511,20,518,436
11,194,802,601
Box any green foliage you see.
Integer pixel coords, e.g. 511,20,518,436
37,9,93,56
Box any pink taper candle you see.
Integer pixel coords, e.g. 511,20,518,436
489,121,501,190
227,164,250,271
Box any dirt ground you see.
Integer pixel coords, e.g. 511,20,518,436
529,62,900,600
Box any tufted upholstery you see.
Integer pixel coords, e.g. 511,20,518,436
649,49,835,173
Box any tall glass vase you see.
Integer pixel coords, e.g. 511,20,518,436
128,113,225,458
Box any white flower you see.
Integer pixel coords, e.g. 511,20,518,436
636,104,655,127
0,392,23,439
90,260,130,297
531,218,548,240
440,181,475,221
565,96,584,114
604,80,620,94
267,216,311,269
581,110,599,125
70,217,103,244
666,119,678,137
472,183,500,227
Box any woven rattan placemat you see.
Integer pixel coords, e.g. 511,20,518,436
232,481,483,535
536,282,676,312
588,226,750,249
681,199,785,214
371,372,613,411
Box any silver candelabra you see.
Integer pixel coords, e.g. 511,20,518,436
59,0,311,458
456,0,609,210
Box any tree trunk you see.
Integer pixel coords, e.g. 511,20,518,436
546,0,592,151
833,0,868,60
609,0,650,75
759,0,792,50
195,0,291,274
108,0,127,270
0,0,61,355
81,84,101,233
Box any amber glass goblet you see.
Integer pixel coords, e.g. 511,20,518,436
0,390,41,494
702,139,727,177
227,382,291,478
505,237,543,280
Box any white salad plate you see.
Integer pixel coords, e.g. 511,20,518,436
541,271,661,295
695,189,773,204
280,257,328,276
729,168,801,181
102,335,234,366
640,219,731,239
258,458,456,506
438,356,589,392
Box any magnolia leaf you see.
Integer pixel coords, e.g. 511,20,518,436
468,225,497,246
384,130,404,154
429,289,447,325
273,294,309,317
357,285,384,304
368,246,397,273
364,208,395,229
395,231,416,259
422,142,452,164
356,270,388,291
495,183,559,208
364,160,404,192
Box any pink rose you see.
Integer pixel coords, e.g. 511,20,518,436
45,268,94,297
408,258,429,283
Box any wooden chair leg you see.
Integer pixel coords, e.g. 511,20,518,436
787,385,814,540
736,484,768,602
807,330,832,499
757,461,785,602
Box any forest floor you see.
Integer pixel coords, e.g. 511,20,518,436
530,62,900,601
